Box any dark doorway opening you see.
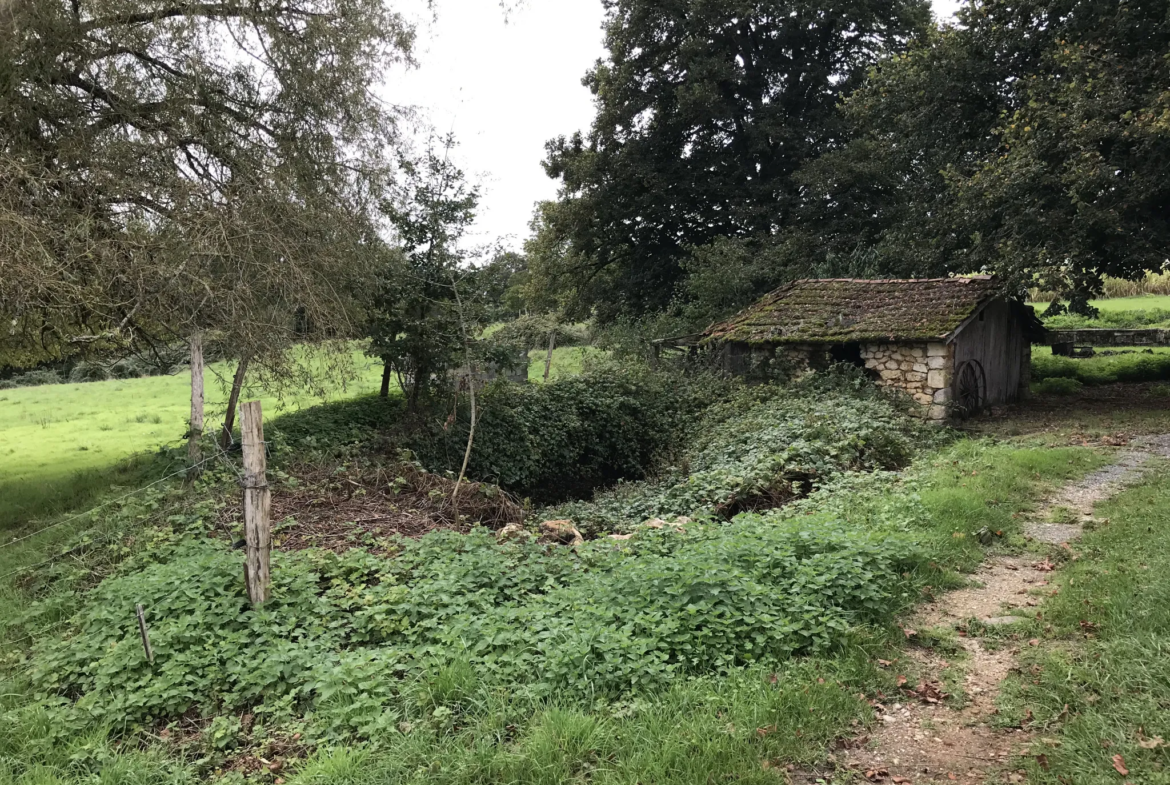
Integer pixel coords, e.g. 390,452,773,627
828,342,865,368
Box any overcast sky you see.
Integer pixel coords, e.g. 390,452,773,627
388,0,966,253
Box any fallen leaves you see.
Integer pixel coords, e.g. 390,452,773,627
1137,729,1166,749
1035,559,1056,572
901,679,947,704
1112,754,1129,776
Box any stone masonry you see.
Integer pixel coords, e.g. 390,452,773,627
860,341,953,421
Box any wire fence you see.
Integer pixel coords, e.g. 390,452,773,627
0,437,254,692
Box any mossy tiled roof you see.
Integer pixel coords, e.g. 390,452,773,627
704,277,1005,345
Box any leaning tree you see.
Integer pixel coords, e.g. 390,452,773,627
0,0,415,463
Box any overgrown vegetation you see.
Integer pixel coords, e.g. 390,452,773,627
546,371,936,536
0,416,1102,783
997,465,1170,784
1033,349,1170,387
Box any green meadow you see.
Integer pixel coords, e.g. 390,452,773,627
0,355,386,529
0,348,604,530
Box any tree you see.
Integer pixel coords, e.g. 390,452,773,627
791,0,1170,305
0,0,411,424
473,251,530,321
368,138,480,409
538,0,932,320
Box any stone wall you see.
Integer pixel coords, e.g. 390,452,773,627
861,341,954,421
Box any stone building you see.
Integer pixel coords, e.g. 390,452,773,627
701,277,1044,421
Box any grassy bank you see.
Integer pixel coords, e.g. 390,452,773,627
0,355,387,530
998,462,1170,784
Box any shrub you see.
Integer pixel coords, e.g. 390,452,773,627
0,369,62,389
546,371,936,535
486,314,590,352
68,362,110,383
413,358,730,501
1032,377,1084,396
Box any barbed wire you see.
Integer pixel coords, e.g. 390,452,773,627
0,451,218,555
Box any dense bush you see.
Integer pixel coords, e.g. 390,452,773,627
0,369,62,389
1032,377,1083,396
67,361,110,383
270,394,408,455
1032,350,1170,385
547,372,934,535
413,359,730,501
485,314,590,352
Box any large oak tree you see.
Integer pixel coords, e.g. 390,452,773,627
791,0,1170,305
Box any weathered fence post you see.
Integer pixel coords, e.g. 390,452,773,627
240,400,271,605
187,334,204,475
136,603,154,664
543,332,556,381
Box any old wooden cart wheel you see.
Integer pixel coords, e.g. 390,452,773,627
953,360,986,416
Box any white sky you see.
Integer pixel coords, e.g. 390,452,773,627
389,0,966,251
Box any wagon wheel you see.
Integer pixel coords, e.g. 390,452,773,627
953,360,986,417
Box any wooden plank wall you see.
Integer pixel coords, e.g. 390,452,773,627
952,299,1029,406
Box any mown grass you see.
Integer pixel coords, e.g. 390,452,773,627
0,432,1106,785
997,463,1170,784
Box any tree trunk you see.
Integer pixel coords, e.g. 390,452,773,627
220,354,251,449
187,334,205,476
379,361,392,397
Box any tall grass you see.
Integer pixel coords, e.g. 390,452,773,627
1029,271,1170,302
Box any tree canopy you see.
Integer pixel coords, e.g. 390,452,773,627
786,0,1170,307
0,0,412,366
536,0,933,320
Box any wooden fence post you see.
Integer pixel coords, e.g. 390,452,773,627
240,400,271,605
188,334,204,475
543,332,556,381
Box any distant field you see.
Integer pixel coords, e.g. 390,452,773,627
0,353,386,529
0,348,602,529
1030,294,1170,312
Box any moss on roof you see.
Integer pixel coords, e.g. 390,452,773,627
704,277,1006,345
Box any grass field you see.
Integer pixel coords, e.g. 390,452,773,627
1030,294,1170,312
0,348,604,531
1089,294,1170,311
0,354,387,530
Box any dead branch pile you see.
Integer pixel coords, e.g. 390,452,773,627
222,461,524,553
